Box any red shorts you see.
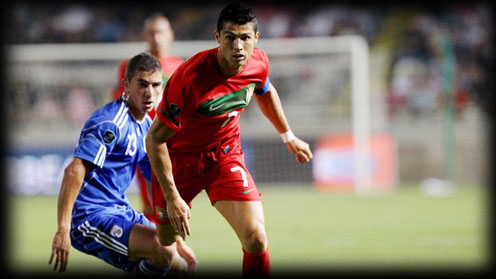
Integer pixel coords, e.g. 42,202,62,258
151,144,261,225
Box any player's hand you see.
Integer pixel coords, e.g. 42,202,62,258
49,227,71,273
166,196,191,240
176,239,199,272
169,252,191,278
285,138,313,163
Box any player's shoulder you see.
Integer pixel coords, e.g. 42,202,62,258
252,48,269,63
172,48,215,81
93,98,126,118
244,48,269,77
184,48,216,69
190,47,216,61
85,98,129,130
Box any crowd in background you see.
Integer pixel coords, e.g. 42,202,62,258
8,2,385,43
387,4,492,119
7,2,493,124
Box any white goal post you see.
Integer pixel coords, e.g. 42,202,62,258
9,36,372,194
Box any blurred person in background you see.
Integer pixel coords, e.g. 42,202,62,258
50,52,197,278
146,2,312,278
112,12,184,222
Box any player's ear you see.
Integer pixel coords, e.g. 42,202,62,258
123,78,129,90
215,31,220,44
122,78,130,99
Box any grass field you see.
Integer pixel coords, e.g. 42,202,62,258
7,184,489,276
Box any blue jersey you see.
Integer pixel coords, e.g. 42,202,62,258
72,97,152,219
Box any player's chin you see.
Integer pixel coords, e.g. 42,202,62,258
231,59,247,68
144,108,155,115
143,103,155,112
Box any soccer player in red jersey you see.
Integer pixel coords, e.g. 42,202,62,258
112,12,184,221
146,2,313,277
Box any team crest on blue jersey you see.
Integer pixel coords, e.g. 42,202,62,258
103,130,116,145
110,224,123,238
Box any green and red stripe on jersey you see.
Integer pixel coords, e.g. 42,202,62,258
156,47,270,153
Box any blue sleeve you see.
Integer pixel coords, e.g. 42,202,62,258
74,121,120,168
254,76,270,96
138,155,152,181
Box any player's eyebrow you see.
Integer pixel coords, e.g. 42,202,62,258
223,30,253,36
137,78,161,85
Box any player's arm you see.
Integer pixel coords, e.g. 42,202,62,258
255,82,313,163
139,141,198,267
49,157,93,272
145,117,191,239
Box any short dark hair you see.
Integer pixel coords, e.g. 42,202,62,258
125,52,162,81
216,2,258,33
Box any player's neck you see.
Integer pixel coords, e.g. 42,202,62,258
126,102,146,122
216,50,243,77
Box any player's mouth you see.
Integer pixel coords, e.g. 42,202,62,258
144,101,155,109
233,53,245,61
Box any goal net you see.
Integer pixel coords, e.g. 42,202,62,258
7,36,375,195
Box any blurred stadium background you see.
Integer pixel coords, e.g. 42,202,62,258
4,1,492,277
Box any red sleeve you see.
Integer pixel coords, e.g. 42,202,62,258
111,60,128,100
155,70,194,132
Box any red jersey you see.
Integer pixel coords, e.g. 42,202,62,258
112,55,184,119
156,47,270,153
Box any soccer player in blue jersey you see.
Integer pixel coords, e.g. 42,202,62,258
49,52,197,277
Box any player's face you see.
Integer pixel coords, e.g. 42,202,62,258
124,70,163,120
215,21,259,75
144,19,173,56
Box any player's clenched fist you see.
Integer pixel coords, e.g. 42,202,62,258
285,137,313,163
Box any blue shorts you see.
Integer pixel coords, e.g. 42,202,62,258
70,204,155,272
